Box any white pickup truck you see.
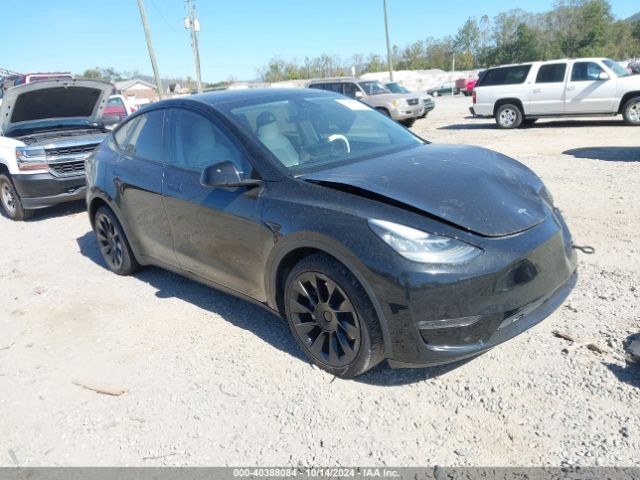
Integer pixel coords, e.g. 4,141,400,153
471,57,640,128
0,79,112,220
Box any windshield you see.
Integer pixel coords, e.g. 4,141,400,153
222,93,424,174
386,82,409,94
357,81,389,95
602,59,630,77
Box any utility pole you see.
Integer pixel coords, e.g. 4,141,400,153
451,51,455,95
383,0,393,81
184,0,203,93
136,0,164,99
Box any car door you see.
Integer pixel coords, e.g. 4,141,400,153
528,63,567,114
111,109,178,266
565,61,617,113
162,107,271,300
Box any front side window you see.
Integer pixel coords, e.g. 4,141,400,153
342,83,358,98
571,62,605,82
357,81,389,95
536,63,567,83
479,65,532,86
221,93,423,173
114,110,165,161
169,108,253,178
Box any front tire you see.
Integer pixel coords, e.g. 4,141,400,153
431,91,439,97
284,253,384,378
622,96,640,126
495,103,523,129
376,107,391,118
93,206,140,275
400,118,415,128
0,174,33,221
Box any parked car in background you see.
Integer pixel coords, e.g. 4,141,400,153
308,78,423,127
472,57,640,128
455,77,477,96
102,95,136,129
427,81,459,97
0,79,111,220
385,82,435,118
1,72,73,105
86,87,576,378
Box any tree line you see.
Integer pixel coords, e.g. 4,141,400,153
258,0,640,82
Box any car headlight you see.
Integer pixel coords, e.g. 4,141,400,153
368,219,482,264
15,147,47,171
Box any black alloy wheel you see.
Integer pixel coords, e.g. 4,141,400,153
285,253,384,378
94,206,139,275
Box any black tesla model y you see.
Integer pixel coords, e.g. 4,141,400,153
86,88,577,378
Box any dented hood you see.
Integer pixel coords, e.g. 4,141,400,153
0,79,113,134
303,144,550,237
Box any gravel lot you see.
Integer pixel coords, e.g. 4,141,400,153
1,96,638,467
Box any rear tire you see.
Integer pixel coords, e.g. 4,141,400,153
284,253,384,378
0,174,33,221
495,103,523,129
622,96,640,126
93,206,140,275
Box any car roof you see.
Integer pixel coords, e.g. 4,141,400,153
485,58,610,70
144,87,338,110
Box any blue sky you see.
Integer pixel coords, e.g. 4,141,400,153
1,0,638,82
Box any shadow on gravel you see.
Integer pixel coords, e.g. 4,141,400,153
605,363,640,389
439,119,625,130
76,230,476,386
356,357,473,387
563,147,640,162
0,199,86,222
76,230,308,364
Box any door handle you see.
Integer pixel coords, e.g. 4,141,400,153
566,86,575,91
532,88,541,94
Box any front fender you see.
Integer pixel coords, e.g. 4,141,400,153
264,230,394,358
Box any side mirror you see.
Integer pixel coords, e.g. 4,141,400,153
200,161,261,188
598,72,610,81
354,90,364,99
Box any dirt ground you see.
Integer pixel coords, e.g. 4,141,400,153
1,96,638,467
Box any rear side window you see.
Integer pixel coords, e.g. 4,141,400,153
114,110,165,161
478,65,531,86
571,62,605,82
536,63,567,83
308,83,326,90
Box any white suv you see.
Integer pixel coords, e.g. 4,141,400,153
471,58,640,128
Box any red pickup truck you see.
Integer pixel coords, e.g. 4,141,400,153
455,77,478,96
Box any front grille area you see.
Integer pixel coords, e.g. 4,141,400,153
45,143,99,177
49,160,85,176
46,143,98,157
407,98,419,106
